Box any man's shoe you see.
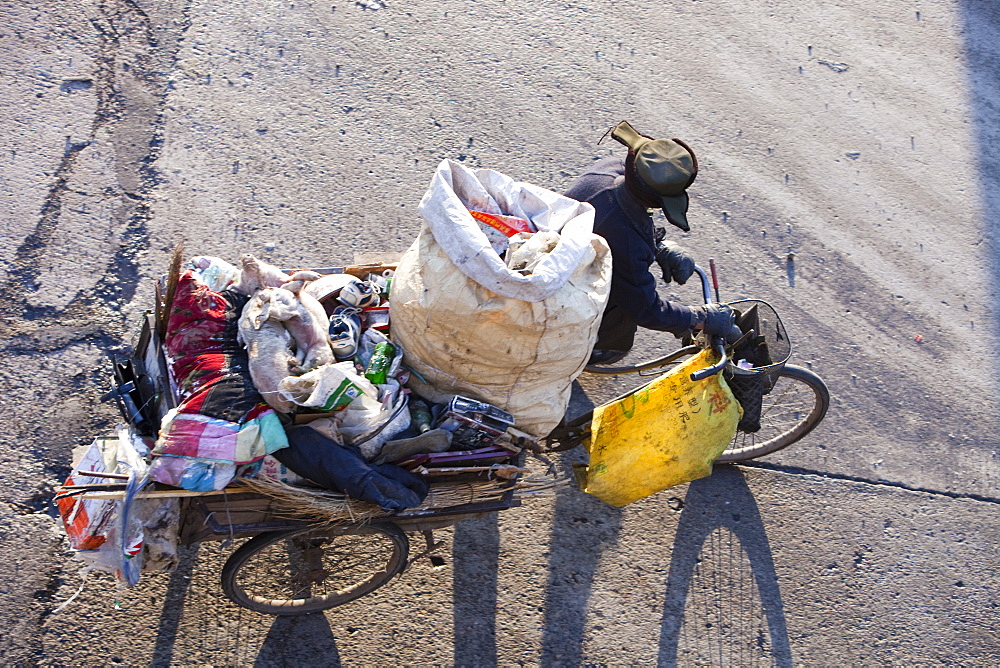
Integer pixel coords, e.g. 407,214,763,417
587,349,629,366
328,307,363,360
338,279,381,309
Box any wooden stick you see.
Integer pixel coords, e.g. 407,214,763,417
70,471,131,480
68,486,255,501
54,490,88,501
159,243,183,339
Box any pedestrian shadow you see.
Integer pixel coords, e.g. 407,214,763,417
657,465,792,666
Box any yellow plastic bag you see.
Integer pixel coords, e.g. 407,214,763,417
579,349,742,507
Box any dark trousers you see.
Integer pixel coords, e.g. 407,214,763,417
594,302,638,352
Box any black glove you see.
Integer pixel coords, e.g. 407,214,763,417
699,304,742,343
655,240,696,285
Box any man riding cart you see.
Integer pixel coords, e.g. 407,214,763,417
564,120,739,365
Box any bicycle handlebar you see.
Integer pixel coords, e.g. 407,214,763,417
583,264,728,379
689,264,728,381
690,338,728,381
692,264,713,306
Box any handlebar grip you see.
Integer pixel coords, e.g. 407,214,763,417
689,266,728,380
690,338,728,381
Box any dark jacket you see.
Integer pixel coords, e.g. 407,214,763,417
564,157,696,351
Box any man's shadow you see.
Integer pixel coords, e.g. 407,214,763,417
450,381,610,666
450,473,622,668
538,464,624,665
452,513,504,666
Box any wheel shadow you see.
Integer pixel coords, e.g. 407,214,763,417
253,614,342,667
657,465,792,666
147,541,342,666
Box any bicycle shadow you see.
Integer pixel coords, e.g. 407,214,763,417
447,379,792,666
657,465,792,666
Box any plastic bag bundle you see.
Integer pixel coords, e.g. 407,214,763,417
276,337,412,459
278,361,379,412
579,350,742,507
390,159,612,437
62,427,181,591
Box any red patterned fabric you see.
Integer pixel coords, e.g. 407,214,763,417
154,272,286,467
165,272,230,360
164,272,233,399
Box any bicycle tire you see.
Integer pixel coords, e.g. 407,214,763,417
220,522,409,616
716,364,829,463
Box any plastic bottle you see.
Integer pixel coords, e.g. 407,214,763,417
364,341,395,385
409,398,432,433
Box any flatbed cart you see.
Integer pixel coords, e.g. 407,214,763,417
63,262,828,616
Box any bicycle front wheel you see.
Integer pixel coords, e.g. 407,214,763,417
716,364,829,463
221,522,409,616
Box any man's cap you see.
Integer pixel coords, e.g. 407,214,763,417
611,120,698,232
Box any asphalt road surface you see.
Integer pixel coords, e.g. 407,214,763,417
1,0,997,665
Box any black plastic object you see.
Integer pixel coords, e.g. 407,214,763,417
101,357,159,436
723,300,791,433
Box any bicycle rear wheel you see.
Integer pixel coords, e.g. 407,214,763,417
221,522,409,616
717,364,829,462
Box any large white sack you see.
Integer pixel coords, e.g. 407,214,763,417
391,159,612,437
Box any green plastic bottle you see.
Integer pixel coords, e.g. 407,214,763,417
364,341,395,385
